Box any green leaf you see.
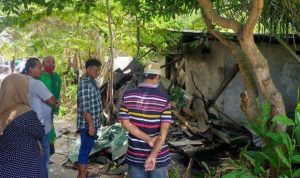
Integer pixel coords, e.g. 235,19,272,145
272,115,294,126
266,131,282,144
295,103,300,125
280,132,293,154
242,151,255,166
295,126,300,144
293,169,300,178
254,158,264,174
249,151,277,168
275,147,291,168
201,161,210,175
222,171,256,178
261,102,271,125
291,155,300,163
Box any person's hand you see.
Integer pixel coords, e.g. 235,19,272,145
55,100,61,108
147,136,157,147
88,125,96,136
144,153,157,171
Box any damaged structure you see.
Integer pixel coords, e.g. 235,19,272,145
62,32,300,176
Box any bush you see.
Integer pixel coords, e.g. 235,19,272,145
221,102,300,178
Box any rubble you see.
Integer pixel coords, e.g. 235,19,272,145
60,58,251,177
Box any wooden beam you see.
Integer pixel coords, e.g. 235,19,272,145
171,101,195,118
168,59,185,92
210,64,239,105
183,158,194,178
160,57,182,68
172,110,198,134
169,140,203,147
211,128,231,144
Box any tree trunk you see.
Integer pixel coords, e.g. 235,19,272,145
238,37,286,131
202,13,259,122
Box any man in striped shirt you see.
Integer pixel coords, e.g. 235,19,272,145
119,62,172,178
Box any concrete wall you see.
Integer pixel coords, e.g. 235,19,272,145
183,41,300,122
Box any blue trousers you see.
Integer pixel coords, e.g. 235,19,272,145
41,133,50,178
128,165,168,178
78,128,97,165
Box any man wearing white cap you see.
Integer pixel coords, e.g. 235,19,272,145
119,61,173,178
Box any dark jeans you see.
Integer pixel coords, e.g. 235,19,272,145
41,133,50,178
78,128,97,165
128,165,168,178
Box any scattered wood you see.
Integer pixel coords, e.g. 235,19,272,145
168,58,185,92
210,64,240,106
211,128,231,144
182,145,203,157
169,140,203,147
172,110,198,134
177,68,186,87
171,101,195,118
193,98,209,133
179,125,193,137
160,56,183,68
97,57,252,166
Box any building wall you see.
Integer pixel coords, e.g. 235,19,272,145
183,41,300,123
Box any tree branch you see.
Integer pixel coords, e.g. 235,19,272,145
243,0,264,39
198,0,241,33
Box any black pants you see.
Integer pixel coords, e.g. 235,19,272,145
50,143,55,156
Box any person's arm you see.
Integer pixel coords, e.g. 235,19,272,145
55,74,62,108
145,101,173,171
36,81,55,106
45,96,55,105
17,112,45,141
84,113,95,136
79,82,95,136
57,74,62,98
119,97,157,147
121,119,157,147
144,123,170,171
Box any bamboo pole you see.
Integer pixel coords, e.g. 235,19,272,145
106,0,114,125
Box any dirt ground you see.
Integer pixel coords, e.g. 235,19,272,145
49,120,78,178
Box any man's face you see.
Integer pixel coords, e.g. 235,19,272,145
87,66,100,79
43,58,55,68
154,75,161,84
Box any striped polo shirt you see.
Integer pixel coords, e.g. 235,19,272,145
119,83,173,168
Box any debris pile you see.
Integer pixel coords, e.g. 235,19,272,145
61,57,251,177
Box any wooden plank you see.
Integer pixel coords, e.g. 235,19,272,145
169,140,203,147
171,101,195,118
168,58,185,92
180,125,193,137
160,57,182,68
172,110,198,134
210,64,239,105
193,98,209,133
183,158,193,178
211,128,231,144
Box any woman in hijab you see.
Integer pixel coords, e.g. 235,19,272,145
0,74,46,178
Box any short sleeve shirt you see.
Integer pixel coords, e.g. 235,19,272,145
27,76,53,134
77,75,102,129
119,83,173,168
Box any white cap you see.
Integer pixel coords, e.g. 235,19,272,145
144,62,161,75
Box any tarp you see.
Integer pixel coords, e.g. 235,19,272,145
67,123,128,163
